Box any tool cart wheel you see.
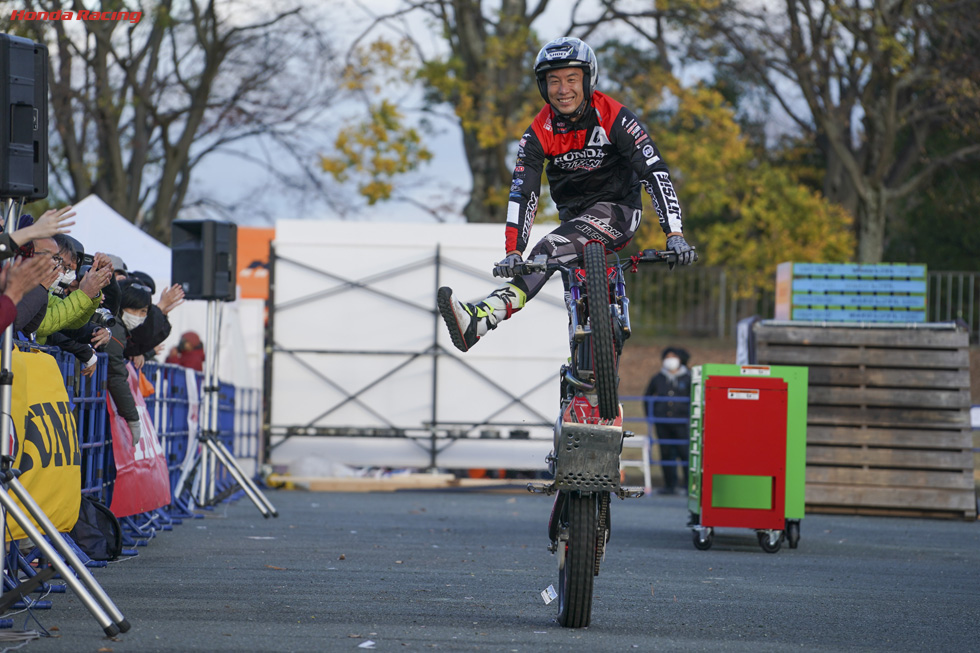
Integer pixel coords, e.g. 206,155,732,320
692,528,713,551
757,531,782,553
785,520,800,549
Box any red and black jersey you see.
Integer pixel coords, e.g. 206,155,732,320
505,91,683,254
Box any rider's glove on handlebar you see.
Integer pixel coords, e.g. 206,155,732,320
493,253,524,278
666,235,696,266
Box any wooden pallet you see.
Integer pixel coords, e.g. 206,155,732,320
753,323,977,519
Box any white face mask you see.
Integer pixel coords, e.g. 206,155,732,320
121,311,146,331
55,269,76,289
663,356,681,372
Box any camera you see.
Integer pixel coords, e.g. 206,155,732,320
79,252,94,268
90,307,116,328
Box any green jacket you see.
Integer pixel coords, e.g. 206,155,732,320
36,290,100,342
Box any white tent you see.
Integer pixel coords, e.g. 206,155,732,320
64,195,263,389
67,194,171,291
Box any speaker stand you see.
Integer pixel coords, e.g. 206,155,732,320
0,198,129,634
183,299,277,518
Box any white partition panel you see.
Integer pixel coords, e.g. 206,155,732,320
268,220,569,472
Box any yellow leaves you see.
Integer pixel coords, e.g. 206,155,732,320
319,101,432,204
633,76,854,295
343,38,420,94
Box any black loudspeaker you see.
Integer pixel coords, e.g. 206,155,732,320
171,220,237,301
0,34,48,200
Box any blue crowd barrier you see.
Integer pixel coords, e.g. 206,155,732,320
5,342,261,568
622,395,691,472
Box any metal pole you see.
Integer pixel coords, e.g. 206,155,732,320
189,297,277,517
430,245,441,470
261,243,277,465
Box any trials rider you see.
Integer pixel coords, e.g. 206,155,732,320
438,36,696,351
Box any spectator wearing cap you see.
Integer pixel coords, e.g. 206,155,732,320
102,278,154,445
36,249,113,343
106,254,128,282
166,331,204,371
644,346,692,495
122,271,185,366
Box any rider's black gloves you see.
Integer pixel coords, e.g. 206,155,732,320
666,235,696,266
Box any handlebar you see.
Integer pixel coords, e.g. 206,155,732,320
493,248,697,278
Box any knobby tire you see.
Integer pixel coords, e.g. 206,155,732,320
583,241,618,419
557,492,597,628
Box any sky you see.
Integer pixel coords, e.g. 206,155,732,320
185,0,801,229
186,0,623,228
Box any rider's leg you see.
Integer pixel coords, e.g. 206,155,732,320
437,283,527,352
439,202,640,352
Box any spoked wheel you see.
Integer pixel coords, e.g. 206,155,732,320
557,492,598,628
583,241,618,419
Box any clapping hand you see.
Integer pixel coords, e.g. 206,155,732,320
0,256,51,304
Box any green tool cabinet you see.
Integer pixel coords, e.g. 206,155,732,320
688,364,809,550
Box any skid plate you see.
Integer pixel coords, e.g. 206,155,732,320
554,419,623,492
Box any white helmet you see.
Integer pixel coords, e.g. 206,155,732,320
534,37,598,117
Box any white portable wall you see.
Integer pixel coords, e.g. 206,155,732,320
267,220,572,473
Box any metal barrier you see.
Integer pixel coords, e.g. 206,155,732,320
620,396,691,494
8,342,261,527
627,266,980,342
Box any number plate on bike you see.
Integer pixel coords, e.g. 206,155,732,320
554,420,623,492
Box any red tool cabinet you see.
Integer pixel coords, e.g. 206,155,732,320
700,375,788,532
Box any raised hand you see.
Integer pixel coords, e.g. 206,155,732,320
79,262,112,298
11,205,76,244
158,283,186,315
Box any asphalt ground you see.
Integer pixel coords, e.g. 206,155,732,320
8,487,980,653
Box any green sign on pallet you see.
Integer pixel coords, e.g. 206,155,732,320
775,261,927,323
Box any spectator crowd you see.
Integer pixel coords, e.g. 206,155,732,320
0,205,194,445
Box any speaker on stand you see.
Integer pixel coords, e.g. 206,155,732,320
169,219,277,518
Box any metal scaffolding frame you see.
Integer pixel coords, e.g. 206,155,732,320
262,242,562,468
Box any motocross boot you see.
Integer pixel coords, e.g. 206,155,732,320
437,284,526,352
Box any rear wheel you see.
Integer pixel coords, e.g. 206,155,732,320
557,492,597,628
583,241,618,419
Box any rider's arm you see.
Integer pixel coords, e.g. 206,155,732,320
612,106,684,238
505,116,548,255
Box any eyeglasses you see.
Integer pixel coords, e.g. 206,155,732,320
35,251,66,270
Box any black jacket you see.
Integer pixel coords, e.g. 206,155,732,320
644,368,692,419
124,304,172,358
102,321,139,422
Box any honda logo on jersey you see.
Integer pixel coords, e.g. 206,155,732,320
587,126,610,147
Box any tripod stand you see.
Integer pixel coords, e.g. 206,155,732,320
182,299,277,518
0,197,129,635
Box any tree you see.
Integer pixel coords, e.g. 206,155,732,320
6,0,339,242
600,43,853,293
674,0,980,263
345,0,587,223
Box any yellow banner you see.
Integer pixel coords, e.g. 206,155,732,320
6,349,81,541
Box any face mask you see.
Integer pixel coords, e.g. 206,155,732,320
55,269,76,289
121,311,146,331
663,356,681,372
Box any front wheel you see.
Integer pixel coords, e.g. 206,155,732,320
557,492,597,628
583,241,618,419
